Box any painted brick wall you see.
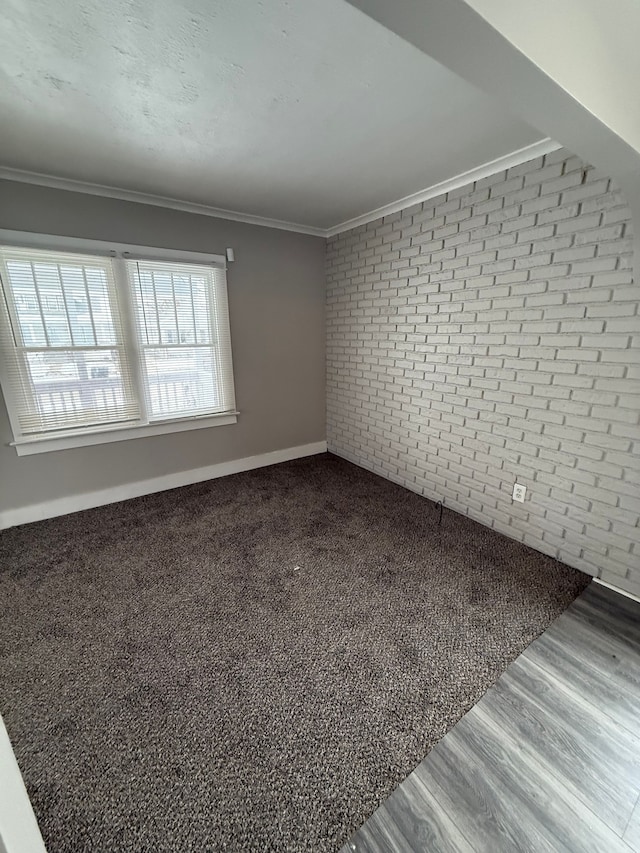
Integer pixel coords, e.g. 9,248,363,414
326,149,640,596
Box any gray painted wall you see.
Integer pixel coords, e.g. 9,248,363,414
0,181,326,513
326,150,640,596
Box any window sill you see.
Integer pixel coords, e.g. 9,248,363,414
10,412,239,456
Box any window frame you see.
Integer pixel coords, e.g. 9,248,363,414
0,230,238,456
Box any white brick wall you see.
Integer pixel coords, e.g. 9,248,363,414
326,149,640,596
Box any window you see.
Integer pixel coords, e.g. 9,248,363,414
0,235,236,455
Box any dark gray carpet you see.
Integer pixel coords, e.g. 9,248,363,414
0,453,589,853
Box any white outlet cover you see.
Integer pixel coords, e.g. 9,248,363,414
512,483,527,503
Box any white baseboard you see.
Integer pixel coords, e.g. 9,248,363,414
0,441,327,529
593,578,640,604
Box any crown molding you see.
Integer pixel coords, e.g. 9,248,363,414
0,138,561,241
325,138,562,237
0,167,327,238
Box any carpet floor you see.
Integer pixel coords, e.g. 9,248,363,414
0,453,589,852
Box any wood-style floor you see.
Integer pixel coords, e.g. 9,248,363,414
341,582,640,853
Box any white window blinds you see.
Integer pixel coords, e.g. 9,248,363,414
0,243,236,443
0,247,139,434
126,259,236,420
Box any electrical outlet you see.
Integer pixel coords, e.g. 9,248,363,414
512,483,527,503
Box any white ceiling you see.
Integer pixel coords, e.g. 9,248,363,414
0,0,543,231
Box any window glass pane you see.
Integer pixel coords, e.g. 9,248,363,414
129,259,234,421
25,349,134,428
154,272,178,344
192,276,210,344
33,262,73,346
6,260,47,346
136,270,160,345
143,347,221,419
174,274,195,344
0,246,141,435
60,266,96,346
133,266,211,347
7,259,119,349
85,268,116,345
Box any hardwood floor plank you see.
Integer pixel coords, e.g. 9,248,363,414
570,600,640,653
524,629,640,734
339,802,414,853
451,706,633,852
543,609,640,693
383,770,476,853
343,763,477,852
507,653,640,782
574,587,640,650
582,584,640,627
481,666,640,834
416,736,562,852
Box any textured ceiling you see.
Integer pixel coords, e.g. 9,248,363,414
0,0,542,229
